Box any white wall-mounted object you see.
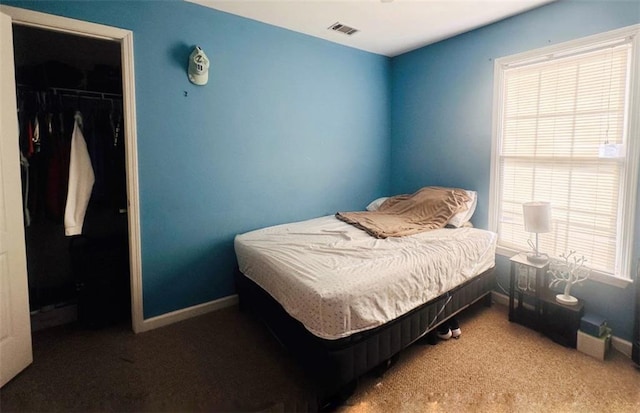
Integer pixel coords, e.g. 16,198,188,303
188,46,209,85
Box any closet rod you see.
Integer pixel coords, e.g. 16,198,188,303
17,84,122,100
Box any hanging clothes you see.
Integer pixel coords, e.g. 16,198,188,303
64,111,95,236
86,99,112,204
110,110,127,213
45,111,71,222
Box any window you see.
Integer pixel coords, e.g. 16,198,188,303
490,26,640,281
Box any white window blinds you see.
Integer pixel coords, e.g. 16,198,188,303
495,36,635,278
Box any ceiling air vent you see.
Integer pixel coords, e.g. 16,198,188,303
328,22,358,36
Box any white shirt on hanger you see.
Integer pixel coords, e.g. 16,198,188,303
64,111,95,236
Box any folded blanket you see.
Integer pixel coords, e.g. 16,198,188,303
336,186,470,238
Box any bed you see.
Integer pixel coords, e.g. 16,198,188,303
234,188,497,406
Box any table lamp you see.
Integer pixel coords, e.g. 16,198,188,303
523,201,551,264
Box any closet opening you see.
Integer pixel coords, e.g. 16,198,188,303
13,24,131,332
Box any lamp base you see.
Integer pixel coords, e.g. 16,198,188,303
526,252,549,265
556,294,578,305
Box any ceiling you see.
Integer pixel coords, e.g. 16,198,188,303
186,0,555,57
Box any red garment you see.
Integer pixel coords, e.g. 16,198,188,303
27,120,34,157
45,114,71,222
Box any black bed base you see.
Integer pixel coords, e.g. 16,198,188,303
236,267,495,406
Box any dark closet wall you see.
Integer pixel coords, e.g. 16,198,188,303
13,25,120,85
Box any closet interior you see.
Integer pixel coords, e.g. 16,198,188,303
13,25,130,331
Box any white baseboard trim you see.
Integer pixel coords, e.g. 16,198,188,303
138,294,238,333
611,336,633,358
491,291,510,307
490,292,633,359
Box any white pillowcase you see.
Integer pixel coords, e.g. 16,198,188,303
448,190,477,227
366,197,389,211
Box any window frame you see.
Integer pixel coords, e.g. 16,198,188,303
489,25,640,287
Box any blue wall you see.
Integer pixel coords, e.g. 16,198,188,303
390,0,640,340
5,0,638,341
4,1,391,318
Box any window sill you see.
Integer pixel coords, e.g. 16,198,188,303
496,246,634,289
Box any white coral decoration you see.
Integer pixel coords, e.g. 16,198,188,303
548,250,589,296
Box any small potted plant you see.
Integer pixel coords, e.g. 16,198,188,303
547,250,590,305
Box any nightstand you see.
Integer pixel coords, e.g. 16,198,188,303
508,253,584,348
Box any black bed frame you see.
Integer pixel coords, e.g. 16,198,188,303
236,266,495,407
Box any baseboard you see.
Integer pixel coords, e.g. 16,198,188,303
137,294,238,333
30,303,78,332
611,336,633,358
491,291,534,310
491,291,510,307
490,291,633,359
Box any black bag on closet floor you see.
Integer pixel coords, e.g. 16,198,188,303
69,234,130,329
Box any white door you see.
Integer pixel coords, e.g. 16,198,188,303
0,10,33,388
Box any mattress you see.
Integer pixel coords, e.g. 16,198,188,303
234,215,497,340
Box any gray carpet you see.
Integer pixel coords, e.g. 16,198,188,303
1,302,638,412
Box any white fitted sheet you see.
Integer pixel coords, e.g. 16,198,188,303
234,215,496,340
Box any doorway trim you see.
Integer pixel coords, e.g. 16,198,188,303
1,5,144,333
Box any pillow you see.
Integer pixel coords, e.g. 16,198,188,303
447,190,477,227
366,197,389,211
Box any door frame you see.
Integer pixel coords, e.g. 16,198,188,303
0,5,144,333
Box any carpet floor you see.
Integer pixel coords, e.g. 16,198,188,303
1,302,638,412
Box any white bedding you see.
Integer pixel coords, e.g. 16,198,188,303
234,215,497,340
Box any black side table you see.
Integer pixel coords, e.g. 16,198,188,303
509,253,584,348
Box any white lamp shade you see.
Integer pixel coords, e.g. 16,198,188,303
523,202,551,233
